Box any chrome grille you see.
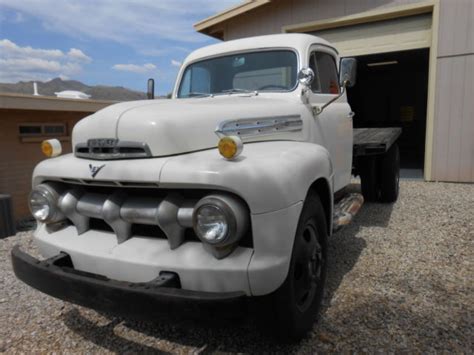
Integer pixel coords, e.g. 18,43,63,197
57,185,197,248
75,139,152,160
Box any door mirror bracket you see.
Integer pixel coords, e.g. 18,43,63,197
313,58,358,116
313,80,351,116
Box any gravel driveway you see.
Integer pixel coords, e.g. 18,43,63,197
1,180,473,353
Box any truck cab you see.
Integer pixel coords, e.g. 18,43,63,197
12,34,400,341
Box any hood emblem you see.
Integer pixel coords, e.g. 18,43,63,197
89,164,105,178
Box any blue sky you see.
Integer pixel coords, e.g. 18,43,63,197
0,0,240,95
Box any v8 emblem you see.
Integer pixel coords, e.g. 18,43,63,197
89,164,105,178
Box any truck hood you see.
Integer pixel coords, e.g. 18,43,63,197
72,96,304,157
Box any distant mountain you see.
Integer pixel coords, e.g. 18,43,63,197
0,78,151,101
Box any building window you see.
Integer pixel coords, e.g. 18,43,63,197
18,123,67,137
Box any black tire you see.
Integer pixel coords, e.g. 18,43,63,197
379,143,400,203
262,192,328,342
358,156,378,202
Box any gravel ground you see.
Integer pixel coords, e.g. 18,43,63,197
1,180,473,353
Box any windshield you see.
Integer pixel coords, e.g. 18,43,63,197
177,50,298,98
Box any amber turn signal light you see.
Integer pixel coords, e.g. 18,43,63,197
41,139,62,158
218,136,243,160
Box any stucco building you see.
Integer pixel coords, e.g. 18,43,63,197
0,93,113,221
195,0,473,182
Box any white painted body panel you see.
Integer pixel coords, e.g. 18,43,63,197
31,34,354,296
73,96,309,157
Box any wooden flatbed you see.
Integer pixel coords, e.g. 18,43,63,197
353,127,402,157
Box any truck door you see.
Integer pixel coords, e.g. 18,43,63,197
307,47,353,192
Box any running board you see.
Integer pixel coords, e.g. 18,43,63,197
333,193,364,233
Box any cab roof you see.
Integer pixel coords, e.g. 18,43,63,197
184,33,336,64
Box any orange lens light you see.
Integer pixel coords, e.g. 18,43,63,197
41,141,53,157
218,136,243,159
41,139,62,158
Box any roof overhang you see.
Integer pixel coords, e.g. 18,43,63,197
194,0,271,39
0,93,115,112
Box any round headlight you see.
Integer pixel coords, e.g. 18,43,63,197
28,183,65,223
29,190,52,222
195,204,229,244
192,194,249,250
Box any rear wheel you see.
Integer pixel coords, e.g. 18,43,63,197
262,193,328,342
379,143,400,202
358,156,378,202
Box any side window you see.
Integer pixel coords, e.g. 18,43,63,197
309,51,340,95
308,53,321,92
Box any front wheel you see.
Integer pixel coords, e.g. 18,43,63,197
261,192,328,342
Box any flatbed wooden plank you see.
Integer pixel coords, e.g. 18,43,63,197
353,127,402,156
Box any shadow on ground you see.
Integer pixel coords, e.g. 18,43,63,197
61,200,401,352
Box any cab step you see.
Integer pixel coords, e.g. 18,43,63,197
332,193,364,233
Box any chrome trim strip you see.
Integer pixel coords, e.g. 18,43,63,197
58,178,159,188
215,115,302,138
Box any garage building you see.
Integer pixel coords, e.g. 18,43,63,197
195,0,473,183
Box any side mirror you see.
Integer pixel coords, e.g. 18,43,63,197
298,67,315,87
339,58,357,88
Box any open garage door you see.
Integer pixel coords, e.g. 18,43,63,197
309,14,432,57
347,49,430,172
309,14,433,175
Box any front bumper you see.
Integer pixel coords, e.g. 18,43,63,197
34,224,254,294
11,245,246,318
32,199,303,296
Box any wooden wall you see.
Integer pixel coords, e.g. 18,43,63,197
431,0,474,182
223,0,426,40
0,109,88,220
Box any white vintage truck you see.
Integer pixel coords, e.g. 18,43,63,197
12,34,400,340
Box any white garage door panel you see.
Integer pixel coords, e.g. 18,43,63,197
310,14,432,57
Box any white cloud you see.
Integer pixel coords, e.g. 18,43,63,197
67,48,92,63
0,0,240,48
0,39,63,59
171,59,181,67
112,63,157,74
0,39,92,82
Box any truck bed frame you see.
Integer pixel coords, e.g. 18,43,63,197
353,127,402,157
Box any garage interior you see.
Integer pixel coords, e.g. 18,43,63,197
347,48,430,174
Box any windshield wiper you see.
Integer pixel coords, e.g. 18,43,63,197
221,88,256,95
187,92,213,97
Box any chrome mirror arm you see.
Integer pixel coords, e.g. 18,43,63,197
313,80,348,116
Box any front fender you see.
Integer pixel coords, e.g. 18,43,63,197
161,141,333,295
160,141,333,214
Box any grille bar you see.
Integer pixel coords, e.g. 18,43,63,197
58,187,196,248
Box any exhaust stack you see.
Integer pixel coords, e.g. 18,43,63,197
147,78,155,100
33,82,40,96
